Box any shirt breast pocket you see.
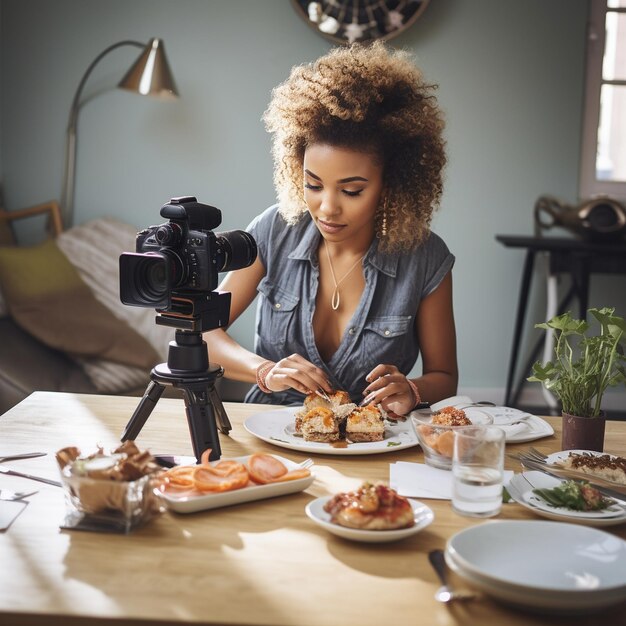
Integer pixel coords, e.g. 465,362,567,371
358,315,413,369
257,279,300,349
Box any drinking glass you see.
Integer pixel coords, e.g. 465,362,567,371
451,425,505,518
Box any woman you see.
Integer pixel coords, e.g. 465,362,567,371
205,42,457,417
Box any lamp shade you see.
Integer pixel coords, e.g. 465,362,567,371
118,38,178,98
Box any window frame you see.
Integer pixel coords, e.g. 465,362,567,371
579,0,626,201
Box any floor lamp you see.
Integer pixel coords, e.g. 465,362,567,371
60,38,179,228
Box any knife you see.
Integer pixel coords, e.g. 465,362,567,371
0,466,62,487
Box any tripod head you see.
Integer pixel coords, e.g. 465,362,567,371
155,290,232,334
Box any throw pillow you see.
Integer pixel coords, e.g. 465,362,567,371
0,238,160,369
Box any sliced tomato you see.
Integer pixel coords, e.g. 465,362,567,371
247,453,289,484
271,468,311,482
192,465,249,492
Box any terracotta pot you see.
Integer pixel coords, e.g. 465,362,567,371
561,412,606,452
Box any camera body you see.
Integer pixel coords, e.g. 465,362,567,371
119,196,257,331
134,199,221,294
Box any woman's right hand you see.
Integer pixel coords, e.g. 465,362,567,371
263,354,332,396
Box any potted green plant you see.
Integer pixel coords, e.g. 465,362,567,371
528,307,626,451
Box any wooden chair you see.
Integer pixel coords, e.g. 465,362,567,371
0,199,63,245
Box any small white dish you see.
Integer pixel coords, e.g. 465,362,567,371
159,454,315,514
508,471,626,526
244,407,419,456
305,496,433,543
445,520,626,612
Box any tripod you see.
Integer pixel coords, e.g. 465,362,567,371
121,328,232,462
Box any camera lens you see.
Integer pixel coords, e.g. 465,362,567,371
119,250,187,308
214,230,258,273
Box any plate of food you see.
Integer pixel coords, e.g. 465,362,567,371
244,392,419,455
544,449,626,487
507,471,626,526
158,453,315,514
428,397,554,443
305,482,434,543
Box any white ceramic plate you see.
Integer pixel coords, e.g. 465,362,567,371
509,471,626,522
158,454,315,514
244,407,419,455
305,496,433,543
545,449,625,480
427,397,554,443
445,520,626,612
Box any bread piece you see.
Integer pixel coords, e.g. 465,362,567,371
346,405,384,442
301,407,341,443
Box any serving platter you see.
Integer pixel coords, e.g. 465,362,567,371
244,407,419,455
158,454,315,514
305,496,434,543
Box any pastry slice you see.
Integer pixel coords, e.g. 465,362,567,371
345,405,384,442
301,407,342,443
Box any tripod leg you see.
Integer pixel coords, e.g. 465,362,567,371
181,384,222,462
208,385,232,435
121,380,165,442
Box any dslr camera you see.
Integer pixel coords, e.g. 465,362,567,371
119,196,257,331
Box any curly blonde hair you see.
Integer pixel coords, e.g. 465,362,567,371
263,41,446,253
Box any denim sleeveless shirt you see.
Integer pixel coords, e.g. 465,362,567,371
244,205,454,405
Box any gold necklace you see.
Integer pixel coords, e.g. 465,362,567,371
323,239,365,311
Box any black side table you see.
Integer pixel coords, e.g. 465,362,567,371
496,235,626,408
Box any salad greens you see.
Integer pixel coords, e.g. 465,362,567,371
532,480,614,511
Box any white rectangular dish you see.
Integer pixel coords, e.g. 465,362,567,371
158,454,315,514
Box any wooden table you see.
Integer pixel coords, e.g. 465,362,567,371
0,392,625,626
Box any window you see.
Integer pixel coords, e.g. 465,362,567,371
580,0,626,200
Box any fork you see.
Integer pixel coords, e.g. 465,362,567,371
299,458,314,470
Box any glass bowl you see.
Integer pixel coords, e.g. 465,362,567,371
412,409,493,470
60,467,164,533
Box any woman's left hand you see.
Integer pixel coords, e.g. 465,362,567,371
362,364,417,417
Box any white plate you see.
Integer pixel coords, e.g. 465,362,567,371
158,454,315,514
305,496,433,543
507,471,626,526
445,520,626,612
545,449,625,479
428,397,554,443
244,407,419,455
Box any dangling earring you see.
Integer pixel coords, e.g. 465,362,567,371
379,196,388,238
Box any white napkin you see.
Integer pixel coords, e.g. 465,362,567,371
390,461,513,500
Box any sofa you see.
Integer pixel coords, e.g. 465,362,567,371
0,202,178,414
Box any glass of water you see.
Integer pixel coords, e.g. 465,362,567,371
452,425,505,518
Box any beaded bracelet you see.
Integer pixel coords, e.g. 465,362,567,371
256,360,275,394
407,379,421,408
